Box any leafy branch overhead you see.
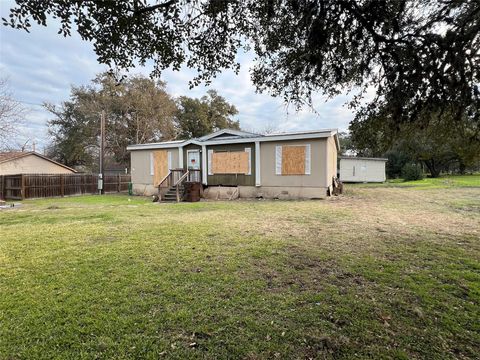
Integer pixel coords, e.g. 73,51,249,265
3,1,479,130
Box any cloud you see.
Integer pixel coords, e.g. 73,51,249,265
0,0,357,150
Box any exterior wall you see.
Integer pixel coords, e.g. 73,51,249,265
340,158,386,182
206,143,255,186
327,136,338,181
130,148,179,190
0,154,74,175
260,138,329,188
128,134,339,195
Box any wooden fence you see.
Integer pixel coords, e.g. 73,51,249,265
0,174,131,200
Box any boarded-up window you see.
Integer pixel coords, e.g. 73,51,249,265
282,146,306,175
276,144,311,175
153,150,168,185
212,151,249,174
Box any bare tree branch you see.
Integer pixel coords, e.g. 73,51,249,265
0,77,26,150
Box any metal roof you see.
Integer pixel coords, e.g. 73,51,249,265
339,156,388,161
127,128,340,151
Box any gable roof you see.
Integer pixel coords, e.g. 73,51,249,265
0,151,25,163
126,128,340,151
198,129,260,141
0,151,77,172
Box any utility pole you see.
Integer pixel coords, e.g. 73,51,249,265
99,110,106,195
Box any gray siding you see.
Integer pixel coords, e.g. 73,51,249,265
130,148,179,185
260,138,328,188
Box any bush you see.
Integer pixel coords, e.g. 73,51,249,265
385,149,412,178
402,163,424,181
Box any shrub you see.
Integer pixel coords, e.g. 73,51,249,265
402,163,424,181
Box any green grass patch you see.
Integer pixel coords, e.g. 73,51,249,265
1,190,479,359
349,173,480,189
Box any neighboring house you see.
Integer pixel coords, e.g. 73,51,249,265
0,151,76,175
339,156,387,183
127,128,340,199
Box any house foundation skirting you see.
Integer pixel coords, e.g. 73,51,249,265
133,183,157,196
204,185,328,200
133,183,329,199
239,186,328,199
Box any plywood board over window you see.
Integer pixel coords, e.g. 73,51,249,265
153,150,168,185
212,151,249,174
282,146,306,175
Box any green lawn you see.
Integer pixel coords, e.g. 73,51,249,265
350,173,480,189
1,181,479,359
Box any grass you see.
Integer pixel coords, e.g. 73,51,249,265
1,179,479,359
350,173,480,189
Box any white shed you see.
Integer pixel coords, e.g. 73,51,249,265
339,157,387,183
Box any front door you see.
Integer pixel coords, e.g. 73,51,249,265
187,150,201,182
187,150,200,170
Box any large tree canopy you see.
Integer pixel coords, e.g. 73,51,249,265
47,73,177,169
176,89,240,139
4,1,479,130
349,103,480,177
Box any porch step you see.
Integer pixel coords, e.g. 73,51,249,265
161,186,184,202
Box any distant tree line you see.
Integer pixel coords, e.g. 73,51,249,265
45,73,239,172
339,113,480,179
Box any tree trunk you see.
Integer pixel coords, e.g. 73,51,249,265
423,160,441,178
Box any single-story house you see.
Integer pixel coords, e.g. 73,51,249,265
127,128,340,199
0,151,76,175
339,156,387,183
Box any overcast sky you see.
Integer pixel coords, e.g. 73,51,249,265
0,1,355,151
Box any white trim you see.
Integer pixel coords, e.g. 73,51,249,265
127,129,338,151
245,147,252,175
266,128,337,137
339,156,388,161
186,149,201,170
127,140,185,151
167,151,172,170
179,139,204,147
198,128,259,141
200,131,333,146
178,146,183,168
149,152,154,176
275,146,282,175
305,144,311,175
255,141,261,186
202,145,207,185
276,144,311,176
207,149,213,176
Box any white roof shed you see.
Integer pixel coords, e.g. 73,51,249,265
339,157,387,183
